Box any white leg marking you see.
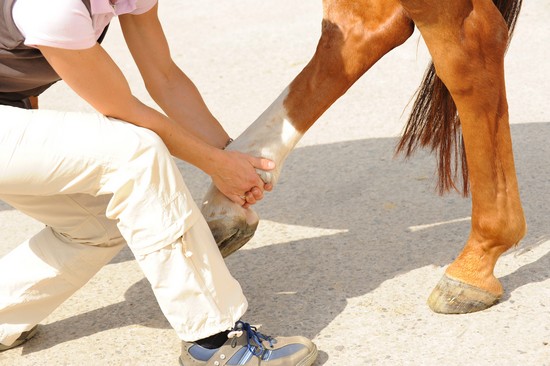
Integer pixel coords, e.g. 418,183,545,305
226,87,304,185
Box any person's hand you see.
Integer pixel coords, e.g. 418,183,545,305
210,150,275,207
241,182,274,208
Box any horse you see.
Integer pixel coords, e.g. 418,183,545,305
200,0,526,315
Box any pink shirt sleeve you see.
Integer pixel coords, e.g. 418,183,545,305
12,0,159,50
13,0,97,50
132,0,157,15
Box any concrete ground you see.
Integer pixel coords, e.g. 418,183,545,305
1,1,549,365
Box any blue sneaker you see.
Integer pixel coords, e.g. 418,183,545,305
180,321,317,365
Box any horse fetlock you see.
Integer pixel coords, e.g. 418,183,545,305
473,209,526,254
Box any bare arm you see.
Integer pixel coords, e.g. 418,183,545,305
117,4,271,205
119,5,230,149
36,42,271,205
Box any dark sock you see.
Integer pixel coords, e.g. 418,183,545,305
194,330,230,349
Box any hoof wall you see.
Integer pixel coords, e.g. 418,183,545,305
209,218,258,258
428,275,500,314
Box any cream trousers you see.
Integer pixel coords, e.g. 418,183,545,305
0,105,247,346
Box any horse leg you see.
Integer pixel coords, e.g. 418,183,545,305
398,0,526,313
202,0,414,257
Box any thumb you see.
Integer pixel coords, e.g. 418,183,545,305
250,157,275,171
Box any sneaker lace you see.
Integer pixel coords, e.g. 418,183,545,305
228,320,275,357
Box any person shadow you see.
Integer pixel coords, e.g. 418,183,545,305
19,123,550,365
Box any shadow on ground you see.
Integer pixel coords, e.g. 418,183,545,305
15,123,550,359
225,122,550,340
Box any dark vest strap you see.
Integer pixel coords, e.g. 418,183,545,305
98,24,110,44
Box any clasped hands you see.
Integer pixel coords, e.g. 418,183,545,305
210,149,274,208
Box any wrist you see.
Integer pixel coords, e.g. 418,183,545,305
201,145,227,177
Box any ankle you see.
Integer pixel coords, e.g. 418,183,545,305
194,330,229,349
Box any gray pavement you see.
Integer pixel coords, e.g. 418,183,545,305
1,1,549,365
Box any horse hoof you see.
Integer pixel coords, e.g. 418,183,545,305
428,275,500,314
208,214,259,257
208,219,258,258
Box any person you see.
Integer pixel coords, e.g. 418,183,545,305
0,0,318,364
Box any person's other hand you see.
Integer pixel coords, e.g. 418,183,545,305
241,183,274,208
210,151,275,207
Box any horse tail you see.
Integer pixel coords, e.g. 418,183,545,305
395,0,523,196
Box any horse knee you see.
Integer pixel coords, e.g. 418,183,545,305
462,7,509,59
431,6,510,96
318,1,413,80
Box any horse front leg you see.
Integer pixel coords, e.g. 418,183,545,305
200,91,301,257
202,0,414,257
399,0,526,313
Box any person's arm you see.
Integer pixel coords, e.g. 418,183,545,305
36,42,272,205
118,4,272,205
119,5,229,149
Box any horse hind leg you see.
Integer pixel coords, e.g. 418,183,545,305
399,0,526,313
202,0,414,257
